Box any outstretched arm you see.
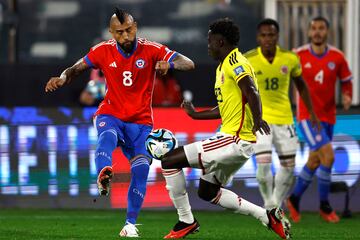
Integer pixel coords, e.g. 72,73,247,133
293,76,320,129
181,100,220,120
45,58,89,92
238,76,270,135
155,53,195,75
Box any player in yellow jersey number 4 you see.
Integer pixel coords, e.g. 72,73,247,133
244,19,319,209
159,18,291,239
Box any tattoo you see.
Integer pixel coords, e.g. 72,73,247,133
172,54,195,71
63,58,89,84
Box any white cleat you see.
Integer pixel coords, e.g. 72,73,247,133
119,223,140,238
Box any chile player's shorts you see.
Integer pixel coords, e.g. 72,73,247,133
298,120,334,151
94,114,152,160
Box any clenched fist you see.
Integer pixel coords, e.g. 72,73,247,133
45,77,66,92
155,61,171,76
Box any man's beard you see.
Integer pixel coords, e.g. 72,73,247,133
312,35,326,46
120,40,135,53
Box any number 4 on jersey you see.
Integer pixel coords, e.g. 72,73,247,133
314,70,324,84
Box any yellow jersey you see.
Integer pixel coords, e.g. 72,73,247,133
244,46,302,124
216,48,258,142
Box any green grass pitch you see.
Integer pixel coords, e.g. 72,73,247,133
0,209,359,239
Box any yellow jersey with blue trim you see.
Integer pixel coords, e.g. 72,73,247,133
244,46,302,124
216,48,258,142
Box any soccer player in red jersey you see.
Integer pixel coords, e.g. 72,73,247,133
286,16,353,223
45,8,194,237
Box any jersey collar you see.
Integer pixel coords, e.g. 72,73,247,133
309,44,329,59
257,45,279,65
116,39,138,58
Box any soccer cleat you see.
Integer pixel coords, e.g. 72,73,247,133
267,208,291,239
97,166,113,196
286,197,301,223
163,219,200,239
320,210,340,223
119,223,140,238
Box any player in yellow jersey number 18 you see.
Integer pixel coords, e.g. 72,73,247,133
244,19,320,209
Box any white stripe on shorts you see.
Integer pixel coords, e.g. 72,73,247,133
301,120,316,146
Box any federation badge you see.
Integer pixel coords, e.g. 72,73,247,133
234,66,244,75
99,122,106,127
280,65,288,75
135,59,146,68
328,62,335,70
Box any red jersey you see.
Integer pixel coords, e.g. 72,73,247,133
296,44,352,124
83,38,178,125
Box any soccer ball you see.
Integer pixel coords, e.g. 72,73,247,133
145,128,177,159
86,79,106,100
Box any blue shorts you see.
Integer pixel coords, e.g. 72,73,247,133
298,120,334,151
95,114,152,160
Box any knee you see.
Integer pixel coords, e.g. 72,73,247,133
279,157,295,169
161,157,172,169
307,160,320,170
197,179,220,202
97,130,118,150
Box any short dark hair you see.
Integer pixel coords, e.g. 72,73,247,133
209,18,240,46
114,7,129,24
311,16,330,28
257,18,279,33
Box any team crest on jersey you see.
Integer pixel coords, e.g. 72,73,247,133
234,66,244,76
328,62,336,70
280,65,288,75
99,122,106,127
135,59,146,68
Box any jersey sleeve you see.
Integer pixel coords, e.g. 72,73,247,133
231,61,253,83
157,45,178,62
82,42,105,69
338,55,352,83
290,53,302,78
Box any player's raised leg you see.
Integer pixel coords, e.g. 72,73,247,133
199,173,290,239
94,115,119,196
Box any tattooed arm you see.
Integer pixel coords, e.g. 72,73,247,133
155,53,195,75
45,58,90,92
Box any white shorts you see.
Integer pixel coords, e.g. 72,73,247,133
253,124,298,157
183,133,254,185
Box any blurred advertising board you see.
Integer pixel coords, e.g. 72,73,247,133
0,107,359,208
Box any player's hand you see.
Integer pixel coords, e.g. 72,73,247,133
155,61,170,76
45,77,66,92
342,94,352,110
253,119,270,135
310,112,321,132
181,100,196,117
